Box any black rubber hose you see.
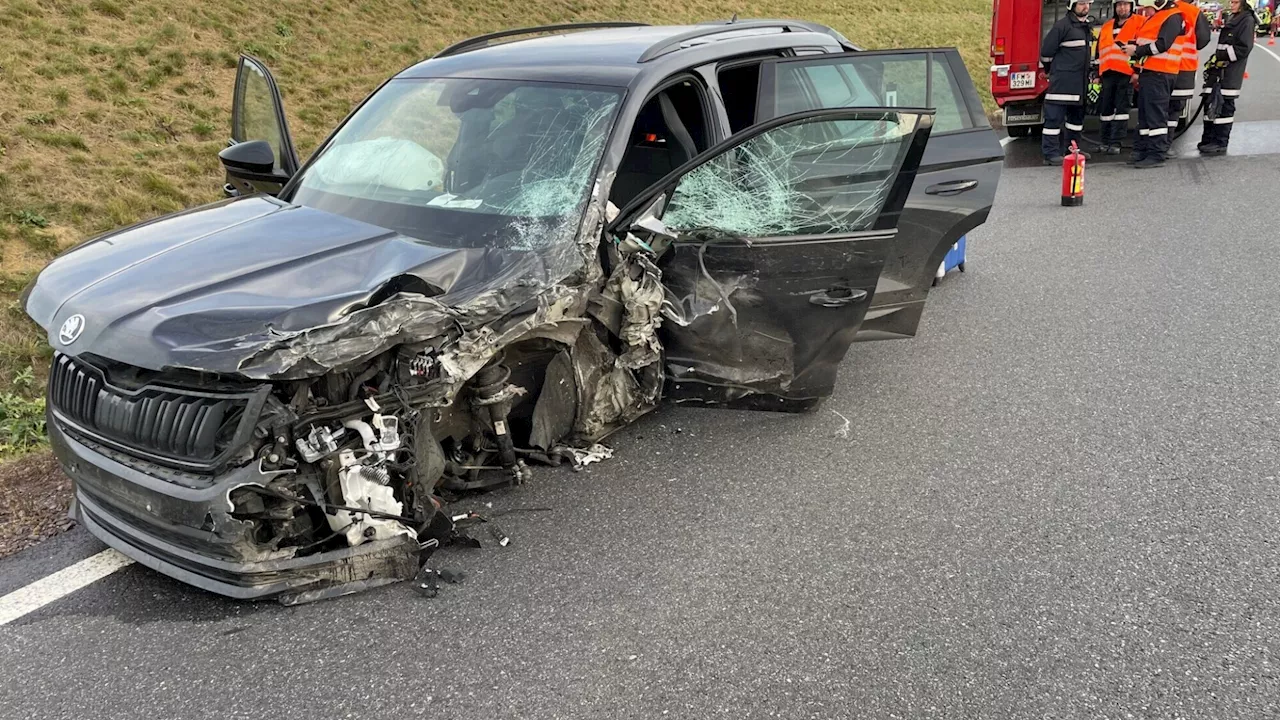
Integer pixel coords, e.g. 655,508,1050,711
1078,96,1206,146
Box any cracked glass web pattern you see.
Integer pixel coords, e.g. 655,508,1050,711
494,97,618,218
663,113,917,238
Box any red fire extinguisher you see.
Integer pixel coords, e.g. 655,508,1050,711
1061,141,1085,207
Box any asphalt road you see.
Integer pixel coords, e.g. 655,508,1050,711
4,43,1280,720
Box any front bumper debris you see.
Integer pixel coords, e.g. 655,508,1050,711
51,419,419,603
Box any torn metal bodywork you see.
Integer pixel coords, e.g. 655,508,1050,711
23,25,1000,601
626,112,929,410
27,161,661,599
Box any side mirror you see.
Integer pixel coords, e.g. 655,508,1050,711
617,193,676,256
631,194,672,238
219,140,277,175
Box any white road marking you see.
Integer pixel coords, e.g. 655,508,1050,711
1255,41,1280,67
0,549,134,626
1000,136,1016,146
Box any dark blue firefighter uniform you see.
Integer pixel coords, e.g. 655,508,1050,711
1040,10,1093,161
1169,3,1212,143
1200,6,1256,152
1130,8,1186,167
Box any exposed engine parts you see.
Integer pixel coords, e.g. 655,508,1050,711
467,354,531,488
215,343,600,602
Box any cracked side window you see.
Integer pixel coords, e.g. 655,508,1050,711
662,113,918,238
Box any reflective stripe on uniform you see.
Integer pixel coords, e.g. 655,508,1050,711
1213,116,1235,124
1139,128,1150,135
1167,120,1180,127
1042,127,1062,135
1040,56,1053,63
1134,9,1185,74
1060,39,1088,47
1113,113,1130,121
1226,45,1238,62
1171,88,1196,97
1065,122,1084,131
1045,93,1081,101
1148,127,1169,136
1100,114,1116,121
1222,88,1241,97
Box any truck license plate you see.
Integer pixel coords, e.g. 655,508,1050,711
1009,71,1035,90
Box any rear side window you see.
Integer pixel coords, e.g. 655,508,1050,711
759,50,977,134
930,56,972,132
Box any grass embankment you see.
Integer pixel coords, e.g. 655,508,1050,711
0,0,994,458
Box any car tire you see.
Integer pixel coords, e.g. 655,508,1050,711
1007,125,1032,138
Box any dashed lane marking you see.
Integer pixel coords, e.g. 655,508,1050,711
1000,136,1016,147
0,549,134,626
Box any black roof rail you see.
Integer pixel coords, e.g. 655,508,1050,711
636,20,816,62
433,22,651,58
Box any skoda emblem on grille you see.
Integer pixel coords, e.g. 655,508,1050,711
58,314,86,345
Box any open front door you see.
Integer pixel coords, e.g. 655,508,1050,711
611,107,934,411
224,55,300,197
756,48,1003,341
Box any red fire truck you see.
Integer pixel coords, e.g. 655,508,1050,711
990,0,1126,136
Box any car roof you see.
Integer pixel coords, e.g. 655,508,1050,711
395,21,850,87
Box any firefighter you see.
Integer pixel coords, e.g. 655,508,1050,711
1124,0,1186,168
1200,0,1258,154
1169,0,1213,144
1096,0,1144,154
1040,0,1095,164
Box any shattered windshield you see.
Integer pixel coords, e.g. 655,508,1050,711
287,79,621,250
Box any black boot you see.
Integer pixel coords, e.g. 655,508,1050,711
1197,126,1215,152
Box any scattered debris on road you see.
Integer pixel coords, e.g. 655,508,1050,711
831,410,852,439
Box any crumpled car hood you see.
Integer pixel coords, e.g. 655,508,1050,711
24,196,538,375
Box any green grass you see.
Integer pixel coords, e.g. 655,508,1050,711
0,0,994,459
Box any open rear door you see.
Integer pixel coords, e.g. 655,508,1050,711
756,48,1003,341
225,55,300,197
610,107,934,411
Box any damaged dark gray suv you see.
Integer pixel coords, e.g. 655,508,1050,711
24,20,1002,602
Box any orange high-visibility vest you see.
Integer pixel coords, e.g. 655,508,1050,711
1135,8,1183,74
1174,0,1201,72
1099,15,1143,75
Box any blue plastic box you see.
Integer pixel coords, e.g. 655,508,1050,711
934,235,967,285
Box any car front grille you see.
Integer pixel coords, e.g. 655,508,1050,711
48,353,267,472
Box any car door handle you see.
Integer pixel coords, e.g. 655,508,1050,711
809,287,868,308
925,179,980,195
